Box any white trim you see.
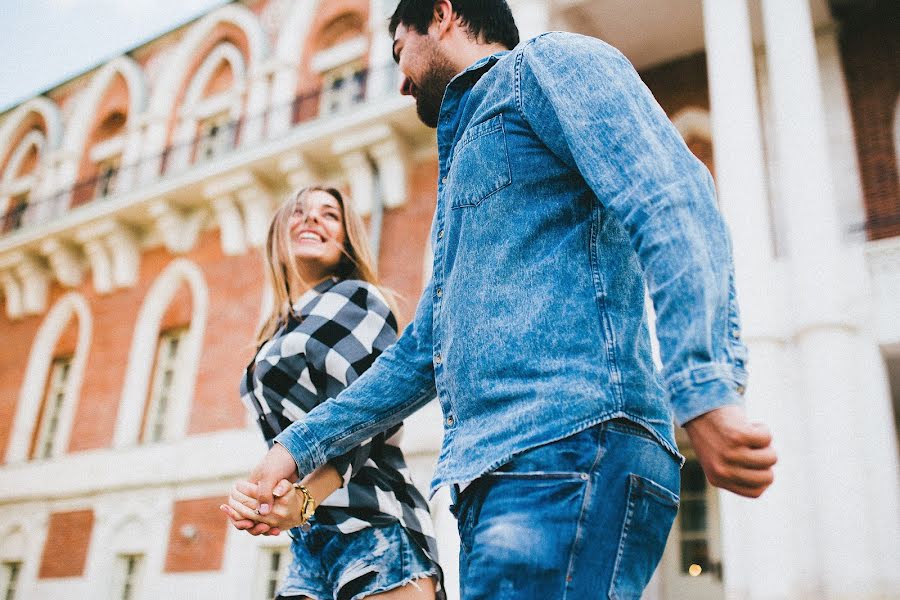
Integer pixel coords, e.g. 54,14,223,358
1,130,45,184
4,292,92,463
184,43,248,111
147,4,269,121
0,97,63,160
88,135,126,163
61,56,148,157
310,35,368,74
0,523,26,561
167,42,248,171
114,258,208,447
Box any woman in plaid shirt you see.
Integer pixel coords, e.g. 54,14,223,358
221,186,442,600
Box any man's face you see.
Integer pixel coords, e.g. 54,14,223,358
393,23,458,128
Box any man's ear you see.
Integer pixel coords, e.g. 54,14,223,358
432,0,454,37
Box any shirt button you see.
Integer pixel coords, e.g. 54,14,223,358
435,353,442,365
736,385,746,395
446,415,455,426
442,176,448,184
438,229,444,239
436,288,443,297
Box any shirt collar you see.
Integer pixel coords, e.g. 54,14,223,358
291,276,340,312
448,50,510,89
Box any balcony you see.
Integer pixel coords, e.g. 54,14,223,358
0,63,431,319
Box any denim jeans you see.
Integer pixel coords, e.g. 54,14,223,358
450,420,680,599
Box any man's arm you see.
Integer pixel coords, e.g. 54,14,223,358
516,33,775,497
253,284,438,513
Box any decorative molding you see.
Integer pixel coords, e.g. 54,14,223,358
369,135,408,208
40,238,86,288
339,150,374,216
0,252,53,316
148,200,206,254
235,187,273,248
211,196,247,255
75,220,141,293
310,36,368,74
277,151,318,190
0,269,24,319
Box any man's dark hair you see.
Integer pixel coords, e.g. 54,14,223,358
389,0,520,49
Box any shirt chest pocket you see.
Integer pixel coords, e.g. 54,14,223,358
448,114,512,209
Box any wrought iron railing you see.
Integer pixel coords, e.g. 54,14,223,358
1,63,401,238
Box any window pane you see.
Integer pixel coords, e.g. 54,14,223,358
2,561,21,600
679,498,707,532
33,357,73,460
681,460,706,493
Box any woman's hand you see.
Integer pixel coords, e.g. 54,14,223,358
220,479,301,535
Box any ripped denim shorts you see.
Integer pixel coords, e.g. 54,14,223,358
276,521,437,600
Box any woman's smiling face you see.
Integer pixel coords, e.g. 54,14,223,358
288,189,347,278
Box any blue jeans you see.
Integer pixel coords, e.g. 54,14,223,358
278,521,438,600
450,420,680,599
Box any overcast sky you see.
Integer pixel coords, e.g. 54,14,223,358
0,0,228,112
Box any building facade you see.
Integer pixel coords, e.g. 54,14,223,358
0,0,897,599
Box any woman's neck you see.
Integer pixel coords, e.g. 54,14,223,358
289,271,335,302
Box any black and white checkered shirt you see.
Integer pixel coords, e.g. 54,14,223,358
240,278,441,579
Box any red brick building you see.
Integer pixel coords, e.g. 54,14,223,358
0,1,897,599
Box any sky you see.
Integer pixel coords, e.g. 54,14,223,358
0,0,229,112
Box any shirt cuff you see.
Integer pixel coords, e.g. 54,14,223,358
274,420,327,478
668,364,747,426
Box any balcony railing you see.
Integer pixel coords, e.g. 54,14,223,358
1,63,400,239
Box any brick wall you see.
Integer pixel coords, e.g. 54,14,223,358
837,2,900,240
38,509,94,578
164,497,229,572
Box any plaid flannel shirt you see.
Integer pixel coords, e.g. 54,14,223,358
240,277,441,577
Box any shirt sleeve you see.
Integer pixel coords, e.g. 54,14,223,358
515,33,748,425
275,281,438,478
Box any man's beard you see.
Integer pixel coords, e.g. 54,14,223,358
414,44,458,128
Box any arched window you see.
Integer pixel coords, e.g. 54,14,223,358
0,98,62,231
114,259,208,447
293,3,371,123
5,293,91,463
166,41,248,172
1,129,45,234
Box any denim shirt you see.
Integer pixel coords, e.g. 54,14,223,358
276,32,748,495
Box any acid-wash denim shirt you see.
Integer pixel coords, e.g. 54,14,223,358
276,32,749,494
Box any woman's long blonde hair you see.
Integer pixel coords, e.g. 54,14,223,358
255,185,391,345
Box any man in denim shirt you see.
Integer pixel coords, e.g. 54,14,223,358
239,0,777,596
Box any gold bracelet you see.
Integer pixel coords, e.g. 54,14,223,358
292,482,316,527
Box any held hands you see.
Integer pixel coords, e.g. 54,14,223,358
220,479,301,536
220,443,302,536
683,404,777,498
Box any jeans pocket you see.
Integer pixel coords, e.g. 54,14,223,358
608,474,679,600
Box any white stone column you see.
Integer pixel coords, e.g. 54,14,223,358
703,2,812,599
367,0,397,101
510,0,551,41
759,0,900,597
242,70,271,146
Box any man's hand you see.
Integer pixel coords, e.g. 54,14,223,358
683,404,777,498
251,443,300,515
221,479,298,535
